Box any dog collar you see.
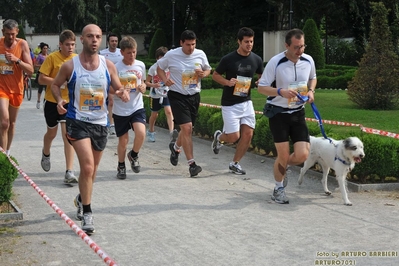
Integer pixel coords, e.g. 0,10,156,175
334,156,350,166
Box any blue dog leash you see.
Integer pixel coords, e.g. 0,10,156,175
297,93,351,165
296,93,332,143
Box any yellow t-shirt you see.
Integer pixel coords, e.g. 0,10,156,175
39,51,77,103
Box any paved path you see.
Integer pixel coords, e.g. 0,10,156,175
1,97,399,266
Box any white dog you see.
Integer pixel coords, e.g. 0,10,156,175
298,136,365,206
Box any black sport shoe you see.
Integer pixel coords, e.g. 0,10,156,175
81,212,95,235
73,194,83,221
189,163,202,177
127,151,141,173
116,166,127,179
169,142,180,166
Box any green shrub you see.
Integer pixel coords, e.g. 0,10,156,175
350,134,399,183
148,28,168,60
253,116,276,156
0,154,19,203
303,19,325,69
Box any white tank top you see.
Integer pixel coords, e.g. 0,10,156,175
66,55,110,126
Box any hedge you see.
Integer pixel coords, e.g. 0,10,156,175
145,102,399,184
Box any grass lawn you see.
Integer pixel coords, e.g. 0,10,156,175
199,89,399,134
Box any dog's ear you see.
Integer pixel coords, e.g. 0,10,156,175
344,138,357,150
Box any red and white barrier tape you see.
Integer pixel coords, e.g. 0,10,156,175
145,93,398,138
198,102,399,139
0,148,118,266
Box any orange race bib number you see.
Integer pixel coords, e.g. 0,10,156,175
0,54,14,75
119,72,138,93
182,69,198,90
79,84,104,111
233,76,252,97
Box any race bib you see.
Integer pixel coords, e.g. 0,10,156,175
79,84,104,111
233,76,252,97
0,54,14,75
182,69,198,90
119,72,138,93
287,81,308,108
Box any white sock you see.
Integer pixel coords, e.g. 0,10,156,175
275,181,284,189
6,150,10,156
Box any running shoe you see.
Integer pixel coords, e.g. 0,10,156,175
212,130,223,154
108,125,116,135
147,130,156,142
271,187,289,204
229,162,246,175
74,194,83,221
81,212,95,235
41,152,51,172
116,166,127,179
64,170,78,184
127,151,141,173
169,142,180,166
189,163,202,177
170,129,178,141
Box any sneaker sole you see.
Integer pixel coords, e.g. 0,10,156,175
64,178,78,184
211,130,222,154
82,228,95,235
169,142,179,166
117,174,127,180
271,196,289,204
229,169,246,175
171,130,178,142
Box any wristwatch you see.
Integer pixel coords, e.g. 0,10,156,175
16,59,21,64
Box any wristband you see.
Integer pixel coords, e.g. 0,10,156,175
277,88,282,96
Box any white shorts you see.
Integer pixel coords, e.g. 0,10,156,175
221,100,256,134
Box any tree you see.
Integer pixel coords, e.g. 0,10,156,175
16,24,26,40
148,28,167,59
347,2,399,110
302,19,325,69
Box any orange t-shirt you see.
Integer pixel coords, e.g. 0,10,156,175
0,37,24,94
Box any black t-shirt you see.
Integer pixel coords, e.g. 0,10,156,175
215,51,263,106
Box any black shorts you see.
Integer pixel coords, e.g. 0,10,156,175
66,118,108,151
268,108,310,143
149,97,170,112
168,90,200,126
38,84,46,94
113,108,146,137
44,101,68,128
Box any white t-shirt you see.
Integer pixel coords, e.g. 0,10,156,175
148,62,170,99
157,47,211,95
99,48,122,64
113,59,146,116
258,51,316,109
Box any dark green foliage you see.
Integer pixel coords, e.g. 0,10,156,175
253,116,276,156
324,36,361,66
316,65,356,89
303,19,325,69
347,2,399,110
148,28,168,59
0,154,19,203
349,134,399,183
17,25,26,40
